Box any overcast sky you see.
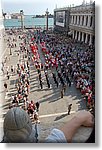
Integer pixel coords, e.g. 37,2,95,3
1,0,92,15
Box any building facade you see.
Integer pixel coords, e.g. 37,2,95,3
69,2,95,45
54,2,95,45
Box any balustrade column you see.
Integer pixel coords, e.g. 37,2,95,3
85,33,88,43
72,30,75,39
84,16,86,26
75,31,77,40
88,15,91,27
81,32,84,42
78,31,81,41
89,34,92,45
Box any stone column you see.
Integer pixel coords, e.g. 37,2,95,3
84,16,86,26
80,16,82,26
85,33,88,44
78,31,81,41
75,31,77,40
78,16,81,26
72,30,75,39
88,15,91,27
71,16,72,24
74,16,76,24
20,10,24,30
71,16,73,24
77,16,79,25
89,34,92,45
81,32,84,42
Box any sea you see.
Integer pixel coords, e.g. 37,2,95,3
3,15,54,29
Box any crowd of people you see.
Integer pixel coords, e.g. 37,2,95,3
2,29,41,123
0,28,95,143
1,28,95,125
39,33,95,112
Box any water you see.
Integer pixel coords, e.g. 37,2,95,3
3,15,54,29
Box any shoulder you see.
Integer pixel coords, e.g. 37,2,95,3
45,128,67,143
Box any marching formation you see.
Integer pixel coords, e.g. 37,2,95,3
1,28,95,126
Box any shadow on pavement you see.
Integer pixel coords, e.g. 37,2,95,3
54,113,68,121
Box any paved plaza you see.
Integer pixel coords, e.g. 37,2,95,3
0,30,92,142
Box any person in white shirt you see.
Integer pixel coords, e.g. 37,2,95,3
2,107,94,143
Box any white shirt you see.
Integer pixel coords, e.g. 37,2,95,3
45,129,67,143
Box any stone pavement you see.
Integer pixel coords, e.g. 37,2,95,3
0,30,92,142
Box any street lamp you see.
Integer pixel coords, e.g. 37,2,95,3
45,8,49,31
20,10,24,30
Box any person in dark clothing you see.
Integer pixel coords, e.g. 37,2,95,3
7,74,10,80
55,80,59,88
66,75,71,87
39,79,43,89
61,89,63,98
68,104,72,115
46,78,50,88
63,84,66,93
4,82,8,92
52,73,58,87
52,73,56,81
68,79,71,87
38,73,41,80
36,102,40,112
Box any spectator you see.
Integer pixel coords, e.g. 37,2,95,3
36,101,40,112
68,104,72,115
4,82,8,92
1,108,94,143
46,110,94,143
2,107,36,143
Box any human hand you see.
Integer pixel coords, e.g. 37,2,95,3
75,110,94,127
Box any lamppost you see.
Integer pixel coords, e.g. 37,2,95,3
20,10,24,30
45,8,49,31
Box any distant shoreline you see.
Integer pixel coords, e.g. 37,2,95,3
4,16,54,28
32,16,54,18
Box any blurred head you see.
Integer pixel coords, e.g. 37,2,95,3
3,107,36,143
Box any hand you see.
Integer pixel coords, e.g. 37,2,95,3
75,110,94,127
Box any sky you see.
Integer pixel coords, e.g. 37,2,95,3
1,0,92,15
